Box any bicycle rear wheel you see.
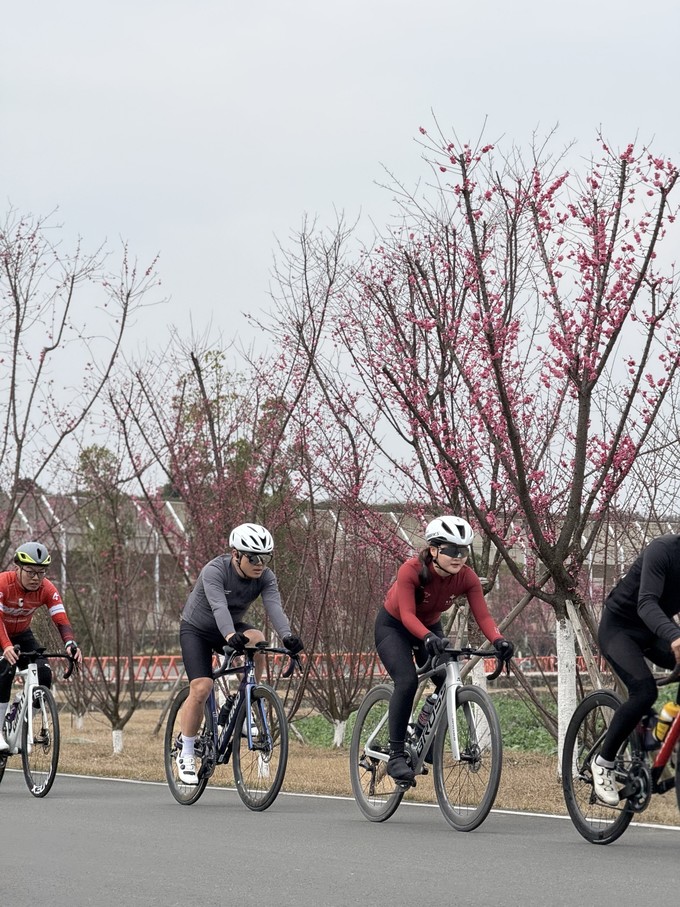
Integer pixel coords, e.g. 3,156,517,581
349,684,405,822
562,689,634,844
21,686,60,797
232,684,288,811
432,685,502,831
164,686,213,805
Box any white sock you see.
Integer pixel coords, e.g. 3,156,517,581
181,734,196,757
595,754,615,769
0,702,8,728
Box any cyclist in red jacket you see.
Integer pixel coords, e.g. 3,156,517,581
0,542,82,751
375,516,513,783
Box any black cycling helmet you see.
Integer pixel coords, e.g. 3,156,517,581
14,541,52,568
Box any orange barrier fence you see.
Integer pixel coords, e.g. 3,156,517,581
76,653,594,684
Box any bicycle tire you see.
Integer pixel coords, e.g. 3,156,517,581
0,753,8,784
164,686,213,805
349,684,405,822
21,686,60,798
232,684,288,811
562,689,635,844
432,685,502,831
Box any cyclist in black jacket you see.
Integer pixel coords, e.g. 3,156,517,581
593,533,680,805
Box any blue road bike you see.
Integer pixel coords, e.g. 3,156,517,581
164,643,299,811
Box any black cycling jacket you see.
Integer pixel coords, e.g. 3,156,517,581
605,533,680,644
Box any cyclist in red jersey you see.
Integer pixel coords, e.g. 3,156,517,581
375,516,513,782
0,542,82,751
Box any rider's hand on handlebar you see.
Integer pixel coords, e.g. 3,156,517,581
226,632,250,652
282,634,304,655
65,640,83,664
2,644,19,665
493,637,514,662
424,633,449,657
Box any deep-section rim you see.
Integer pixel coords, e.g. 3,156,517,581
349,683,405,822
561,689,634,845
164,685,212,805
231,683,288,811
21,685,60,798
432,684,502,831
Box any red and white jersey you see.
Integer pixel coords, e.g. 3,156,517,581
0,569,75,650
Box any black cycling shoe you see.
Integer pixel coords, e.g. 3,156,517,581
387,754,415,783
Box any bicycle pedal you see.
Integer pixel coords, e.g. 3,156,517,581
396,778,416,790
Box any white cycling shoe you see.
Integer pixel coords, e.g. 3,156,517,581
592,757,619,806
0,732,9,753
176,753,198,785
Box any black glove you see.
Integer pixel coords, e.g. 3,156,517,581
493,638,514,662
226,632,250,652
282,634,304,655
423,633,449,657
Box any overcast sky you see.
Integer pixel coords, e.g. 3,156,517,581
3,0,680,360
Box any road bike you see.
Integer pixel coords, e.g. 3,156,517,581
0,647,78,797
562,664,680,844
350,645,506,831
164,642,299,811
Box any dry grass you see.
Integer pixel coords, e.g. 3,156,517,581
37,707,679,828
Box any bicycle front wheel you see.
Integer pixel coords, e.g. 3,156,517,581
562,689,634,844
349,684,405,822
21,686,60,797
432,685,502,831
164,686,213,806
232,684,288,811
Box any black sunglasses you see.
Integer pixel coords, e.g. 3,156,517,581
437,545,469,559
238,551,273,566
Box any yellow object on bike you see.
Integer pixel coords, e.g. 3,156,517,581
653,701,680,742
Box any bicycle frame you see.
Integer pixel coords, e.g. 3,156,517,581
364,648,502,775
3,662,40,755
210,652,263,764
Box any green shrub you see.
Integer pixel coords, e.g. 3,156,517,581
294,691,556,754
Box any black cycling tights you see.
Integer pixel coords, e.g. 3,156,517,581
0,629,52,703
374,608,443,747
597,608,675,762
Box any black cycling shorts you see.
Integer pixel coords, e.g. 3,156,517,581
179,619,254,681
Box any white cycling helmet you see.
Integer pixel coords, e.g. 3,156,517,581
229,523,274,555
424,516,474,547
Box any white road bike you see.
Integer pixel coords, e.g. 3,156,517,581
0,648,77,797
350,645,506,831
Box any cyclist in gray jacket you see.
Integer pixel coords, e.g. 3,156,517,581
176,523,303,785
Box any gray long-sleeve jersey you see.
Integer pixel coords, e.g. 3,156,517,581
180,554,292,641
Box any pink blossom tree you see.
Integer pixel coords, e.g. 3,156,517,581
264,132,680,753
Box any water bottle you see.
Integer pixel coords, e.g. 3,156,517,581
653,702,680,743
414,693,438,736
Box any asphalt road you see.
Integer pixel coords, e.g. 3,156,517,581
1,769,678,907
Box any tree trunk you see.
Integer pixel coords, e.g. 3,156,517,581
112,729,124,754
332,718,347,748
556,616,577,774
